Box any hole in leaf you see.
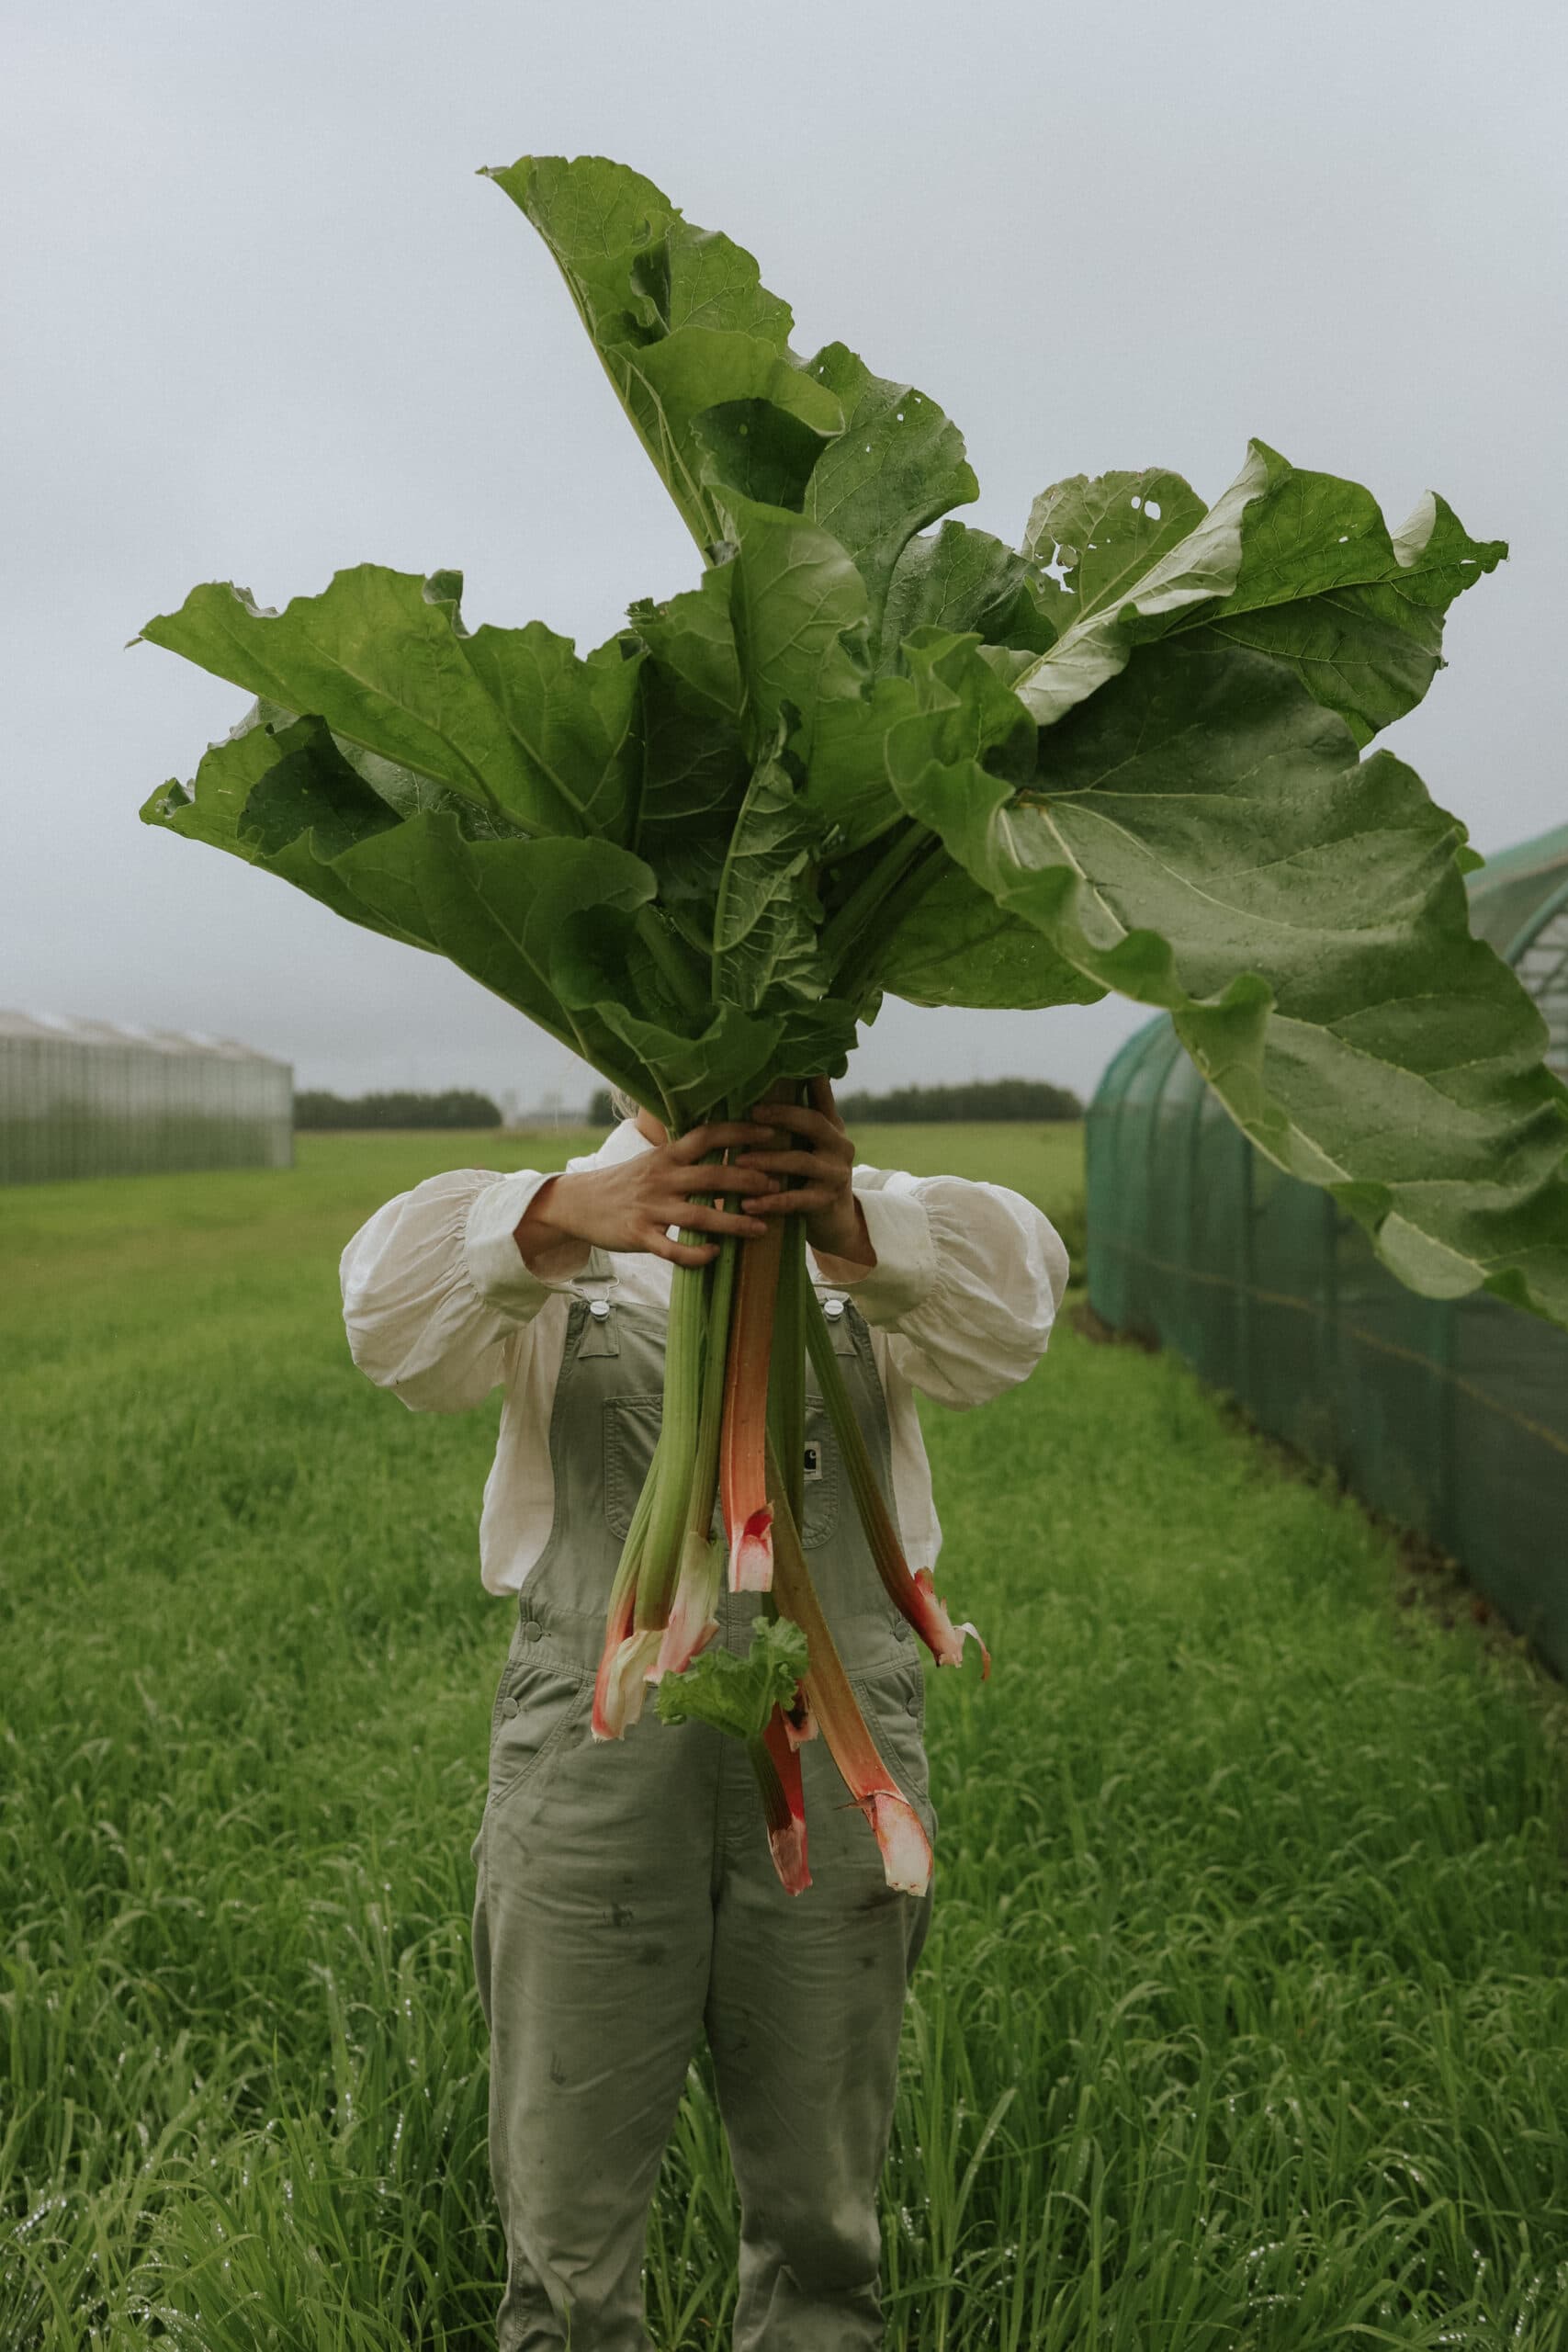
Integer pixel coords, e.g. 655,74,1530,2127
1145,499,1162,522
1131,494,1142,509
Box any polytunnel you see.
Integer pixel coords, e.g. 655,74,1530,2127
1085,822,1568,1677
0,1011,293,1183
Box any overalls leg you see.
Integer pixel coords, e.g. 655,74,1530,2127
473,1291,724,2351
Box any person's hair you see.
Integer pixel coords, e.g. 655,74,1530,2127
610,1086,641,1122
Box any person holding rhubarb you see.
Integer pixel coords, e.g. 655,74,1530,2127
340,1078,1066,2351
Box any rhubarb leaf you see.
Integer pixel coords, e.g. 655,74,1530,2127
894,631,1568,1321
141,712,430,947
800,344,978,664
884,519,1059,667
1009,444,1506,742
140,567,644,841
550,903,783,1125
712,495,869,758
712,731,824,1012
655,1617,809,1742
485,154,842,548
881,863,1103,1009
1197,442,1507,743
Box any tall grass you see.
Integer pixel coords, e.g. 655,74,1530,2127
2,1132,1564,2347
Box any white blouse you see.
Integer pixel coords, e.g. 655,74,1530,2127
339,1118,1069,1595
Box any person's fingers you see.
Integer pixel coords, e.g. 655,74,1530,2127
670,1163,774,1195
731,1148,846,1182
662,1202,771,1238
741,1105,852,1156
670,1122,775,1161
809,1075,845,1128
742,1184,838,1216
649,1233,720,1267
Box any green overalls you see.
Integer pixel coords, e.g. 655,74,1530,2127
471,1260,935,2351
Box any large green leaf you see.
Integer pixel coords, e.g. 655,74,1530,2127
709,494,869,759
333,816,660,1085
1199,444,1507,744
880,863,1103,1010
1011,444,1506,742
141,710,433,948
140,567,643,841
893,631,1568,1320
799,345,978,665
711,732,825,1012
485,155,843,548
550,903,783,1127
883,519,1058,668
1009,456,1257,725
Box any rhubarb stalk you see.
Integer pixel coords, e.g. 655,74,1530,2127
720,1215,784,1592
752,1708,810,1894
592,1430,664,1740
764,1437,932,1897
804,1281,990,1679
651,1231,739,1680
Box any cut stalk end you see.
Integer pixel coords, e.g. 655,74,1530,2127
592,1626,663,1740
728,1507,774,1593
859,1789,932,1896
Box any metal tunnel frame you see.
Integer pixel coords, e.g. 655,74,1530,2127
1086,827,1568,1677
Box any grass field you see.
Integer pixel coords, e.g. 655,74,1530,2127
4,1126,1568,2349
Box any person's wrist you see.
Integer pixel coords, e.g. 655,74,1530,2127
513,1170,595,1275
810,1195,875,1274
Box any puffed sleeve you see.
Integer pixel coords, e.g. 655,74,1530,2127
826,1170,1069,1408
339,1167,575,1413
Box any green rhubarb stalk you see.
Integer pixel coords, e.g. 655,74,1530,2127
768,1202,807,1534
653,1232,739,1679
633,1249,706,1633
592,1429,665,1739
764,1435,931,1897
802,1281,991,1678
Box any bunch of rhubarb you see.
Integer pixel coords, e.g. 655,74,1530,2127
137,153,1566,1893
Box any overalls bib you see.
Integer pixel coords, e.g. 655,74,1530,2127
471,1261,935,2352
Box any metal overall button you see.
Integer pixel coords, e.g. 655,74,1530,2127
524,1620,544,1644
588,1299,610,1322
824,1295,846,1321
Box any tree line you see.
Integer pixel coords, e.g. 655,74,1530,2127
294,1089,503,1130
588,1078,1081,1125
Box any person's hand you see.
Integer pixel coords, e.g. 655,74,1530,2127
513,1121,780,1274
734,1079,875,1272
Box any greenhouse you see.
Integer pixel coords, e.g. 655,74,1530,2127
0,1010,292,1184
1085,823,1568,1677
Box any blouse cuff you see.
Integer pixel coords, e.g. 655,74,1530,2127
826,1184,938,1327
463,1171,584,1315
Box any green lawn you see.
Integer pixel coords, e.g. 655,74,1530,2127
3,1129,1566,2349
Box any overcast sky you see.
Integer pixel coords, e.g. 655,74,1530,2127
7,1,1563,1112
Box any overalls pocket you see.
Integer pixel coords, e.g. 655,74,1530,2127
602,1394,840,1546
488,1634,588,1812
849,1649,936,1842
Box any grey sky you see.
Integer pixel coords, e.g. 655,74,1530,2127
7,1,1563,1112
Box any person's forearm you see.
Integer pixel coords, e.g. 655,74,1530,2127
513,1173,594,1281
809,1196,877,1282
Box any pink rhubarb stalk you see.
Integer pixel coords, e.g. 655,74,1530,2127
804,1283,990,1678
651,1530,723,1682
753,1705,811,1894
720,1215,784,1593
765,1439,932,1898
